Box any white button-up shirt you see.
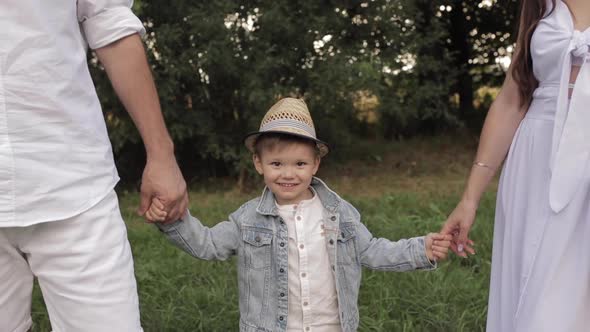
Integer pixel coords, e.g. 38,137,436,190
277,191,341,332
0,0,145,226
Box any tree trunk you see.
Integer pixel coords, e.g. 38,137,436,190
449,0,474,116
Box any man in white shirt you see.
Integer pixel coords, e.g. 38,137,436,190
0,1,188,331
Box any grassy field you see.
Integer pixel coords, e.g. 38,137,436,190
31,136,498,331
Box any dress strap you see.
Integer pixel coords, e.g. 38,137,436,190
549,30,590,213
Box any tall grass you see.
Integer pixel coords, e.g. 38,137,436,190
31,136,496,331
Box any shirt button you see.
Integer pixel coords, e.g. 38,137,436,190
280,268,285,273
330,216,336,221
303,301,308,306
299,244,305,249
329,239,334,245
296,216,302,221
280,242,285,247
306,327,310,331
301,272,307,278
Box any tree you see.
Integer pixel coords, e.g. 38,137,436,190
89,0,520,185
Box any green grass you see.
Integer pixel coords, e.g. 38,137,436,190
31,136,497,331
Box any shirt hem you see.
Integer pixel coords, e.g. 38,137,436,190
0,177,119,228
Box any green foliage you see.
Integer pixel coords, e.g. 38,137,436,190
90,0,518,183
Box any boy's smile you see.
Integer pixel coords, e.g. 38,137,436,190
253,142,320,205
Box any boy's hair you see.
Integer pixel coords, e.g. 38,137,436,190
254,133,321,157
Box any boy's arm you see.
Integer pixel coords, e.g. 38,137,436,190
355,221,436,271
157,209,242,261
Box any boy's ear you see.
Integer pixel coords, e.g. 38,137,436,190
312,156,321,175
253,154,264,175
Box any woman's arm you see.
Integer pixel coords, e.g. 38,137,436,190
441,70,527,256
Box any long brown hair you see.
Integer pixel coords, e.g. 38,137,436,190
512,0,556,106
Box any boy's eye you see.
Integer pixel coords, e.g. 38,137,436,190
296,162,307,167
270,162,281,167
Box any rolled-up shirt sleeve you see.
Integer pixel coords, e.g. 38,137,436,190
77,0,146,49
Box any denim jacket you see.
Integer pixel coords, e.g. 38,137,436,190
157,177,435,332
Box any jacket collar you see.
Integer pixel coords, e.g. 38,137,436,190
256,177,341,216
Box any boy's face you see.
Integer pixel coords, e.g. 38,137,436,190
253,141,320,205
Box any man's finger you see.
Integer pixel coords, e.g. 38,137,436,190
137,189,151,216
164,192,189,223
164,200,184,224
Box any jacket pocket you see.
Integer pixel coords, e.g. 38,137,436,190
336,223,357,266
242,226,273,270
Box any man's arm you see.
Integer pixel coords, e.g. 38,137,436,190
95,33,188,222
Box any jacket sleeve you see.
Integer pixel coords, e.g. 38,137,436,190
156,208,242,261
77,0,145,49
342,201,435,271
356,221,436,271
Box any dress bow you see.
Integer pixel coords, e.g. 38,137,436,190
549,29,590,213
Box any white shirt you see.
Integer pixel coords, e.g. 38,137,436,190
0,0,145,226
277,191,341,332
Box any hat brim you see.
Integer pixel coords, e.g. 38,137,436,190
244,131,330,157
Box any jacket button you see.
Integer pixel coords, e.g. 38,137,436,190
329,239,334,245
255,236,261,242
280,242,285,247
280,268,285,273
331,265,335,271
279,316,284,321
330,216,336,221
341,232,345,238
280,292,285,297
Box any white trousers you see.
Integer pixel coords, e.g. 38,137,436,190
0,190,142,332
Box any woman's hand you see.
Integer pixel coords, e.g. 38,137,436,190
441,199,477,257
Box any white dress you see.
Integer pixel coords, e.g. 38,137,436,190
487,1,590,331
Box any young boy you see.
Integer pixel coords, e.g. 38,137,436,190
147,98,452,332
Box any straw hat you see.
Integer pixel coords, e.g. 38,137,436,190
244,98,330,157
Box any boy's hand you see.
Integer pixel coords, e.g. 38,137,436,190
145,197,168,223
425,233,453,262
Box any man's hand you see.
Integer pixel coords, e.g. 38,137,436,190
95,34,189,223
440,199,477,258
138,156,188,224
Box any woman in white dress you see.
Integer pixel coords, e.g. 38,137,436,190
441,0,590,331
